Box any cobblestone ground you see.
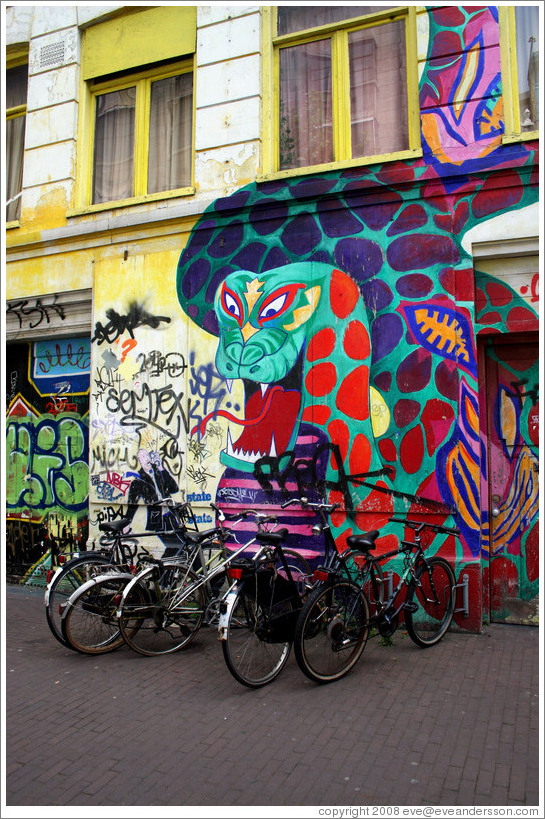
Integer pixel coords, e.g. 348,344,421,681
4,583,541,812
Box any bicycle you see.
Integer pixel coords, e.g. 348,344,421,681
280,496,385,605
294,516,458,684
217,496,383,689
115,504,309,657
217,511,316,688
47,501,199,650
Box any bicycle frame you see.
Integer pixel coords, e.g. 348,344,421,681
365,542,425,626
116,508,275,622
358,519,458,629
217,532,304,642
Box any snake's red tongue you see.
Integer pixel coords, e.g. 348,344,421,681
226,385,301,463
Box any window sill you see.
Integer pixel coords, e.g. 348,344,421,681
67,186,196,218
6,220,20,230
258,148,423,183
502,130,539,145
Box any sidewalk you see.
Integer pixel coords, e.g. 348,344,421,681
3,582,541,813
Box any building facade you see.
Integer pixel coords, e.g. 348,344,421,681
4,5,540,631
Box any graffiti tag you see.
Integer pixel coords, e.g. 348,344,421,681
92,304,171,345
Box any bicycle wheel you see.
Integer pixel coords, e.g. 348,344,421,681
405,556,456,647
119,563,206,656
294,579,370,684
45,553,112,646
222,587,292,688
61,573,134,654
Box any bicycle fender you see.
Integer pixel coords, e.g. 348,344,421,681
44,553,104,604
217,585,240,641
44,566,65,604
60,572,134,619
116,565,158,615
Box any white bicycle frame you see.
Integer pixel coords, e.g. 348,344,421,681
116,514,277,622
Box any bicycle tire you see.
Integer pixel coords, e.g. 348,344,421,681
45,553,113,646
118,563,206,656
294,579,370,684
61,573,134,654
222,587,293,688
405,556,456,647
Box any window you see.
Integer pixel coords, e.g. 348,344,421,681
6,62,28,222
500,5,539,141
75,6,196,210
263,5,419,176
90,64,193,205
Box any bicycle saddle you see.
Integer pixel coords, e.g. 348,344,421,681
255,528,289,545
184,527,222,543
346,530,380,552
99,518,133,533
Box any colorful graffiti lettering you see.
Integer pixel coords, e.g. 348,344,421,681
6,414,89,513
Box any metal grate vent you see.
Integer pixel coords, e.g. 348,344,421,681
40,41,66,69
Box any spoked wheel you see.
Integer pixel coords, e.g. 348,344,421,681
118,563,206,656
405,557,456,647
61,573,134,654
222,588,292,688
45,554,112,646
294,579,370,684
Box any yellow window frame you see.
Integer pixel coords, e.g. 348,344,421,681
499,6,539,144
72,59,195,214
261,5,421,180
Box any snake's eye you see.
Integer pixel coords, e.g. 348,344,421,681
220,285,244,326
258,292,288,322
257,284,305,325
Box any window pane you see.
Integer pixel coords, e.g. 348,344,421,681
6,115,25,221
277,6,398,35
6,64,28,109
349,20,408,157
515,6,539,131
93,87,136,204
148,73,193,194
279,40,333,169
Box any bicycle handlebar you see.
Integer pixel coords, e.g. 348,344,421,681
211,502,277,527
389,517,460,536
281,496,340,514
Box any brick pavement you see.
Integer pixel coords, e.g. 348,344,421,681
3,583,541,811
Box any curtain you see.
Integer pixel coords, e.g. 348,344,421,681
148,73,193,193
277,6,397,35
6,116,25,221
515,6,539,129
93,87,136,204
279,40,333,170
6,64,28,221
349,19,408,157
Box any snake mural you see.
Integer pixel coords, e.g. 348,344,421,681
175,6,538,629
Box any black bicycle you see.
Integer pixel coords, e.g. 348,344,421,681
294,517,458,683
218,512,311,688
